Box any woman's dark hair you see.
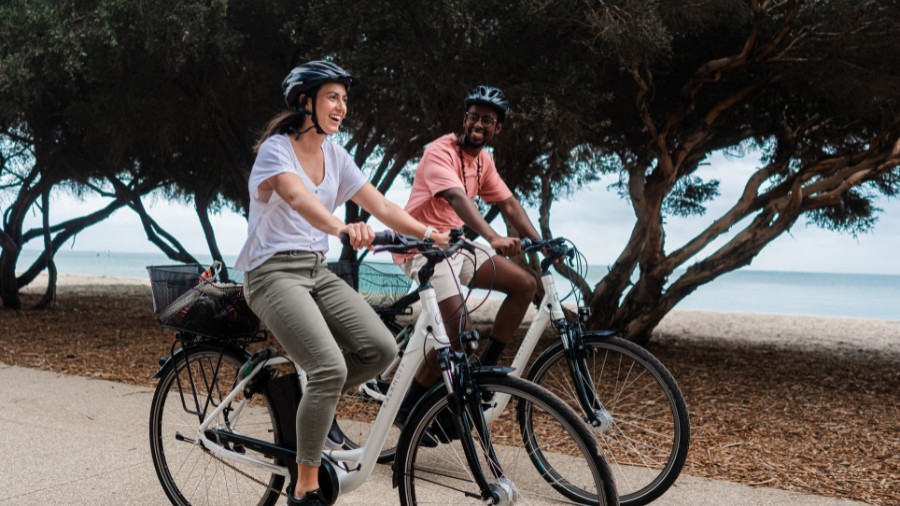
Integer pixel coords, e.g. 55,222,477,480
254,108,309,153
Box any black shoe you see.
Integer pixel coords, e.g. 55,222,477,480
430,409,459,444
286,488,327,506
431,399,494,444
395,380,440,447
325,416,347,451
394,410,440,448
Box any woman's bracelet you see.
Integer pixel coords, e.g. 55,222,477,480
423,225,436,240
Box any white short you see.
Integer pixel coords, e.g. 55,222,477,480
400,239,494,302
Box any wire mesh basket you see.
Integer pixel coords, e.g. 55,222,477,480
146,264,259,338
327,261,413,309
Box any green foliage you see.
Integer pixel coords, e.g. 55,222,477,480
0,0,305,214
806,189,880,237
2,0,898,290
663,176,720,218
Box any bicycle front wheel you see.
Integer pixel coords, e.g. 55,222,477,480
395,373,619,505
527,334,690,506
149,345,284,506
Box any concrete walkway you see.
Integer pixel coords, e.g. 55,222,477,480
0,365,868,506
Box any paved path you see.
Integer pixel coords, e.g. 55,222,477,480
0,365,868,505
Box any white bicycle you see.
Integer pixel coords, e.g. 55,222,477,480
336,237,689,506
147,231,619,505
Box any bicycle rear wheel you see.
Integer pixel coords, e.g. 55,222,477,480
527,334,689,506
149,345,284,506
395,374,619,505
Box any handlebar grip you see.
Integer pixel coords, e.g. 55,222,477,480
339,230,398,246
521,237,534,249
372,230,398,245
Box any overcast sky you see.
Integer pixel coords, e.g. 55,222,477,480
23,151,900,275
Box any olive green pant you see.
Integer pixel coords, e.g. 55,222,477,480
244,251,396,466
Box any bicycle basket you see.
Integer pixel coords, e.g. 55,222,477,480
327,261,413,309
147,264,259,338
146,264,204,314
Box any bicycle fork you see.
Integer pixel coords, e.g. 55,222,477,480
437,348,516,505
556,320,615,434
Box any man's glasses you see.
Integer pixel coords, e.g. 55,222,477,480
464,112,497,127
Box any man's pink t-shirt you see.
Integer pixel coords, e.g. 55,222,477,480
404,133,513,232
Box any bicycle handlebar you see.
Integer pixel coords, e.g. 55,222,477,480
520,237,575,272
339,230,400,247
339,228,472,256
521,237,569,254
344,228,472,287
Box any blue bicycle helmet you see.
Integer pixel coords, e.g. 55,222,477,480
464,85,509,122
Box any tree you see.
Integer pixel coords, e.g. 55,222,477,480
0,0,306,308
540,0,900,342
300,0,900,343
3,0,897,347
0,1,168,309
299,0,612,262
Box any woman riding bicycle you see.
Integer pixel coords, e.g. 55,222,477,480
233,60,448,506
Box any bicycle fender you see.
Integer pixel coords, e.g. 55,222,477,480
150,357,171,379
149,344,251,379
470,365,515,376
584,330,616,338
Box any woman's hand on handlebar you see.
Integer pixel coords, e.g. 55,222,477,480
338,222,376,250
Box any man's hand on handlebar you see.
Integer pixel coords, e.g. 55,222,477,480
521,237,568,264
489,236,522,257
430,230,451,244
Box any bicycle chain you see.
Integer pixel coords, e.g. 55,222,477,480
206,449,287,497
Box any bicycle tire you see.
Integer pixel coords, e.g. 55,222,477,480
394,373,619,505
149,345,285,506
527,334,690,506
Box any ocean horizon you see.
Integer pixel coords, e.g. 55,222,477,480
13,248,900,321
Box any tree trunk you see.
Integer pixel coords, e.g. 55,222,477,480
17,196,135,286
1,166,49,309
34,188,57,309
0,239,22,310
105,177,196,264
195,195,227,280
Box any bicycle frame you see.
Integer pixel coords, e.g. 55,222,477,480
477,270,610,429
191,280,497,497
475,272,563,421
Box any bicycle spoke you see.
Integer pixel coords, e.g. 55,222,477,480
150,348,284,506
530,335,689,506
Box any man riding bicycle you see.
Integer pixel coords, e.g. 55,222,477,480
393,85,541,430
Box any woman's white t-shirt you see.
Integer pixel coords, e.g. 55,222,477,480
234,134,366,271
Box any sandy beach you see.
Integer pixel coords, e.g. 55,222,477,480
19,272,900,355
6,272,899,504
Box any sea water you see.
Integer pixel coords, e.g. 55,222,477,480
14,249,900,321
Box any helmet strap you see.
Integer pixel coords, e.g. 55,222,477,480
290,94,326,139
309,95,326,136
